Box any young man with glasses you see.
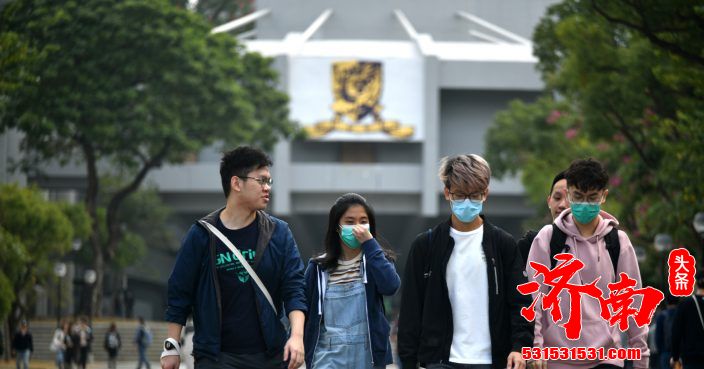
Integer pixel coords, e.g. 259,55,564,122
398,154,534,369
162,146,306,369
526,158,649,369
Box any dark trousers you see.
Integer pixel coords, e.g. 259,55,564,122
195,351,285,369
136,346,150,369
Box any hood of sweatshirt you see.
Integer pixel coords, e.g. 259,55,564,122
554,208,619,240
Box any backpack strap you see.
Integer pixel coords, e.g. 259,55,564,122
549,224,569,269
199,220,277,314
604,227,621,277
549,224,621,277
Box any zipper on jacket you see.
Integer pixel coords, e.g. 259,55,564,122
362,283,375,366
360,256,375,366
492,258,499,295
311,265,323,365
208,227,224,350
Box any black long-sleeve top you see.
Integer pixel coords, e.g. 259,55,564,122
671,295,704,364
12,331,33,352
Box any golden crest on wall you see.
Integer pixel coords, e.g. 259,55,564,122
305,60,414,139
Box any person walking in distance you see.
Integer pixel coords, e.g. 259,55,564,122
105,322,122,369
135,317,152,369
12,320,33,369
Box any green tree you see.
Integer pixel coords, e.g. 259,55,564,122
0,0,295,315
486,0,704,287
0,184,89,325
172,0,254,25
72,180,174,269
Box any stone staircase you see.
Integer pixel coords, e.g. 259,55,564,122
29,319,171,363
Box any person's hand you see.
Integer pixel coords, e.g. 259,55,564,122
283,333,304,369
352,224,373,243
161,354,180,369
507,351,526,369
530,359,547,369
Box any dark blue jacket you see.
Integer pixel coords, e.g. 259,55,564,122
303,238,401,368
165,209,307,361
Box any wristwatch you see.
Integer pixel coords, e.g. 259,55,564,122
164,339,178,351
161,338,180,359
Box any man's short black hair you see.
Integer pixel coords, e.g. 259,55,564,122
220,146,272,198
549,170,566,196
564,158,609,193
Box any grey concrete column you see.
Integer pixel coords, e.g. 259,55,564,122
421,56,440,216
272,139,291,215
0,129,27,185
272,54,292,215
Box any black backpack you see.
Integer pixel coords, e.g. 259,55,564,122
549,224,620,276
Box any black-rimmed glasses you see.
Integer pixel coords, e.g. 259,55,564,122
449,191,484,202
238,176,273,186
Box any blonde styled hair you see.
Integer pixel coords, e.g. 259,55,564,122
438,154,491,193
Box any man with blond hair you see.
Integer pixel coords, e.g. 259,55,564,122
398,154,533,369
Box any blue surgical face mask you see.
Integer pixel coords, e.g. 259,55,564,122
450,199,483,223
570,201,601,224
339,223,370,249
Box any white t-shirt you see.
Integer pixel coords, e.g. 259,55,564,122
447,225,492,364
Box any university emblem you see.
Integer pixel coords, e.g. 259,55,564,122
305,61,414,139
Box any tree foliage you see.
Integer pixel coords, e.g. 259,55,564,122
486,0,704,286
74,180,174,268
0,184,89,322
0,0,295,315
172,0,254,25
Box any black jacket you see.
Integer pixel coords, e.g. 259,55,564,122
398,217,534,369
12,331,33,352
516,229,538,270
671,295,704,364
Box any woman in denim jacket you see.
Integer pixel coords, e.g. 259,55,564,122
304,193,401,369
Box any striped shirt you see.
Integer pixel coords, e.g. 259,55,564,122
328,253,362,285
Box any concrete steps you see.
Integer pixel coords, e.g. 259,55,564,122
28,319,171,363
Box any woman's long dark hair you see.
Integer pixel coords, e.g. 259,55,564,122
317,193,395,270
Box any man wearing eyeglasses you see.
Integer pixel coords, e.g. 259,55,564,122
398,154,533,369
526,158,649,369
162,146,306,369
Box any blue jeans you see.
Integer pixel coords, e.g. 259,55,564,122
55,349,65,369
312,281,383,369
137,346,150,369
15,349,30,369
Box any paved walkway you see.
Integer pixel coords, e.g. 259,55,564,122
0,360,399,369
0,360,160,369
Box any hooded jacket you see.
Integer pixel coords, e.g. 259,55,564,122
526,209,649,369
165,209,307,361
303,238,401,368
